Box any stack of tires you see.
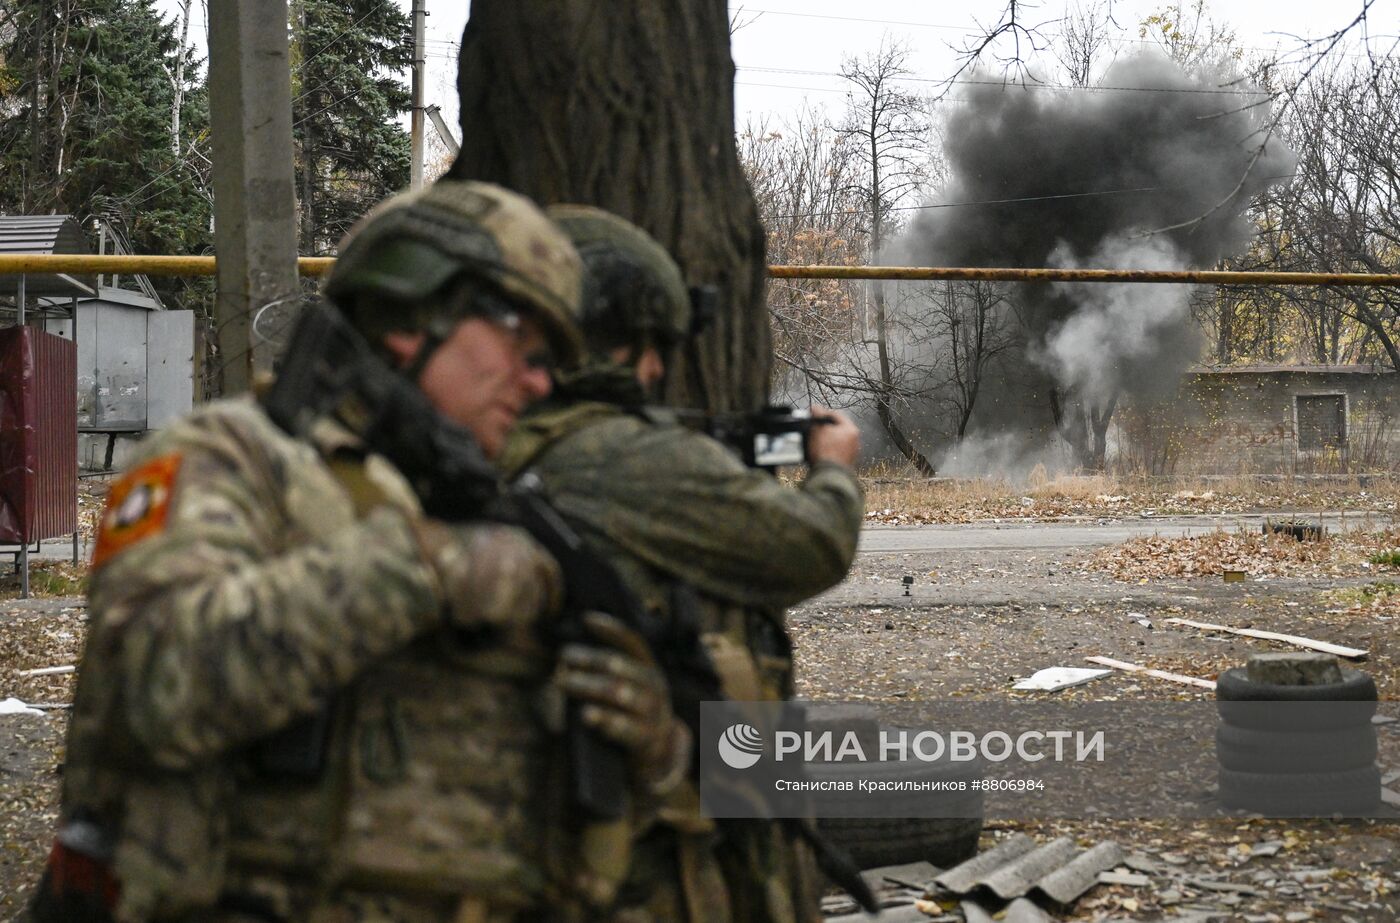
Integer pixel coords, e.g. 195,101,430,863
1215,665,1380,816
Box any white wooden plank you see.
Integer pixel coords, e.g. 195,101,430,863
1085,656,1217,690
1165,618,1368,660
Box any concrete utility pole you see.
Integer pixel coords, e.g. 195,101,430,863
410,0,427,190
208,1,301,395
426,104,460,156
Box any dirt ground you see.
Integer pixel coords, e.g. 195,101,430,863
3,477,1400,920
791,519,1400,921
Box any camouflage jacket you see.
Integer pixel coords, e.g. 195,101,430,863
499,399,861,923
62,398,561,922
500,401,862,615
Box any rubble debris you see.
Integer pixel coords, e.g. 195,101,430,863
1165,618,1368,660
860,861,941,893
1185,876,1265,895
1123,854,1164,875
1084,655,1217,690
1097,870,1151,887
1012,667,1111,692
1244,840,1286,859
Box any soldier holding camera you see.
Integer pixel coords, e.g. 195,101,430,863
500,206,864,923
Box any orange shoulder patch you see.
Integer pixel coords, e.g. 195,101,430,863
92,454,183,568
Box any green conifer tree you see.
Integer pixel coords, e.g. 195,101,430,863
0,0,212,286
290,0,412,255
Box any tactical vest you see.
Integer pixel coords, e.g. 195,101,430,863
50,433,568,923
499,401,822,923
218,448,567,916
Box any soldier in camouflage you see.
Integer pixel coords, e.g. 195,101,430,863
37,182,686,923
499,206,864,923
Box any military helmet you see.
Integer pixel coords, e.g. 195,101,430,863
325,180,585,367
545,205,690,353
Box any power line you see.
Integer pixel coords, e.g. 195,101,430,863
758,174,1298,222
737,7,1400,59
290,7,384,109
738,8,974,32
736,80,979,102
739,64,1273,96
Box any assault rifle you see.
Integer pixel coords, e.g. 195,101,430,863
262,299,719,822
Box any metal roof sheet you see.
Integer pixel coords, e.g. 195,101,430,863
935,833,1125,905
0,214,97,297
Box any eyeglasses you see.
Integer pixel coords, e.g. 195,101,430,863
474,300,556,373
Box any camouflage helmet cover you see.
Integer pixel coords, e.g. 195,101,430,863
545,205,690,351
325,180,585,366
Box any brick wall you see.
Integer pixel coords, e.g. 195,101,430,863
1118,368,1400,475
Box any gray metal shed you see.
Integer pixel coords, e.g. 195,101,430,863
2,215,196,471
0,215,98,310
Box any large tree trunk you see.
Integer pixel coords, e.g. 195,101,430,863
448,1,768,411
1049,388,1117,472
872,283,935,475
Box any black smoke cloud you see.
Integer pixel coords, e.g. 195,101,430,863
888,52,1295,407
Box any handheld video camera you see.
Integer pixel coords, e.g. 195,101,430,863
706,405,832,470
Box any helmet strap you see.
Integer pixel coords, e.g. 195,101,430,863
401,318,453,383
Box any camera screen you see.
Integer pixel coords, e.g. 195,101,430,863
753,432,805,467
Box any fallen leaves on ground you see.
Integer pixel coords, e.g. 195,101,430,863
862,475,1400,524
1088,527,1400,582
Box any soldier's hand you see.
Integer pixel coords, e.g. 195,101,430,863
413,521,563,629
556,612,691,795
808,406,860,469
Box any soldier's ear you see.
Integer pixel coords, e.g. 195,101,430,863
382,330,427,370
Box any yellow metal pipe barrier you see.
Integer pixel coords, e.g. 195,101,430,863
2,254,1400,287
0,254,336,278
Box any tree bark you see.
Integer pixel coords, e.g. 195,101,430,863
448,0,768,411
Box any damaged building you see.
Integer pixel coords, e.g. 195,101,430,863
1122,365,1400,475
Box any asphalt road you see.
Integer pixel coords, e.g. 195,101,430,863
858,511,1396,553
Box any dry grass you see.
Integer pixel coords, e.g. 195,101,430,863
861,467,1400,524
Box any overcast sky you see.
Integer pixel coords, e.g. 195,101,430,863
160,0,1396,138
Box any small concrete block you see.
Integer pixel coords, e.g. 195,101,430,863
1246,652,1344,686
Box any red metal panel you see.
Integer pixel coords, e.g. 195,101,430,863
0,327,77,543
0,326,36,543
32,329,77,538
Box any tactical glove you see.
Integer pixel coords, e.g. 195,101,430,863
412,520,564,630
556,612,691,795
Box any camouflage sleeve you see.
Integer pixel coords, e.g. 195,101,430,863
86,410,445,770
537,420,863,609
